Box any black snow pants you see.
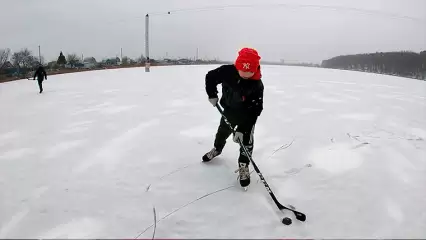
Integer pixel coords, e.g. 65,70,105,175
213,115,255,165
37,79,43,93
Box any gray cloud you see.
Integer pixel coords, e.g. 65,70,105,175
1,0,425,64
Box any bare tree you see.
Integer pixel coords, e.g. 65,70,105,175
12,52,23,68
67,53,80,67
25,55,40,68
0,48,11,68
11,48,40,76
12,48,32,68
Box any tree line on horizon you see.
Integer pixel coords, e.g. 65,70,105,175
1,47,224,79
321,50,426,80
0,48,151,80
2,47,426,81
0,48,147,70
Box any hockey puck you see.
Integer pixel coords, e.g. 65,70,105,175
282,217,292,225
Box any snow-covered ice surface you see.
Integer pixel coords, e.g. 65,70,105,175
1,65,426,238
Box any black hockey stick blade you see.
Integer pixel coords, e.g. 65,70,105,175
276,202,306,221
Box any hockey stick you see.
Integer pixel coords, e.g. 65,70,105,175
216,104,306,222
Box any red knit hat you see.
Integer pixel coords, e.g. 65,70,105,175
234,48,262,80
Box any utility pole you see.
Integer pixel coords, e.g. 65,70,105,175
121,47,123,60
196,47,199,61
38,45,41,64
145,14,150,72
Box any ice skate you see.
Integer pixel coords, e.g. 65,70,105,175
202,147,221,162
235,162,250,189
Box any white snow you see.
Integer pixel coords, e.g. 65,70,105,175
308,143,364,173
0,65,426,238
299,108,325,114
0,148,35,161
338,113,377,121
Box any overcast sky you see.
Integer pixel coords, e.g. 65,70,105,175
1,0,425,64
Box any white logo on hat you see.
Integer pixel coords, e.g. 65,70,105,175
243,63,250,70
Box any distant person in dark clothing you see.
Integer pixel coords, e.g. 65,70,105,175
33,65,47,93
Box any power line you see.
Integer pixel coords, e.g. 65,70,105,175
147,3,424,23
104,3,424,27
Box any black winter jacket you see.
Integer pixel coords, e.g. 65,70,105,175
34,66,47,81
205,64,264,131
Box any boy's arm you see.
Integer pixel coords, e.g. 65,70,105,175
205,65,227,98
